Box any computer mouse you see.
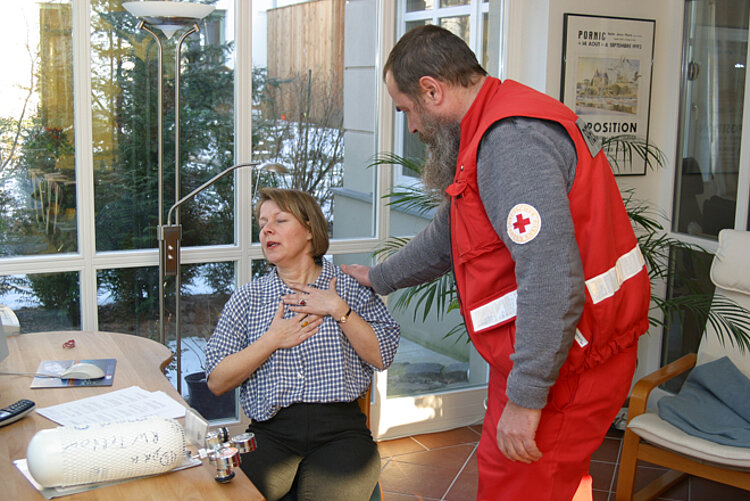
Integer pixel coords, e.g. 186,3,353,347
60,362,106,380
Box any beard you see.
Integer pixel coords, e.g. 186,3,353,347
417,108,461,195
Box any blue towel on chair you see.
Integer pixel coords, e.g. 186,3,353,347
658,356,750,447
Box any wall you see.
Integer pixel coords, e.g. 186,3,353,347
506,0,685,380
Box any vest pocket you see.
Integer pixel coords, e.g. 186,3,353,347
450,184,504,262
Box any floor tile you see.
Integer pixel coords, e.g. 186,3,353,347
689,475,750,501
388,444,475,469
592,490,610,501
379,437,427,458
612,465,689,500
468,424,483,436
383,493,441,501
591,436,622,463
590,460,616,492
380,461,459,499
377,425,748,501
410,426,481,450
442,460,479,501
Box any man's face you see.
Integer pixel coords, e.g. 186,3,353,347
385,72,461,193
385,71,426,137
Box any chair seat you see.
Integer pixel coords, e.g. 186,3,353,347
628,413,750,468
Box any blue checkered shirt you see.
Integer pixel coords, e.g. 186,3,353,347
205,258,400,422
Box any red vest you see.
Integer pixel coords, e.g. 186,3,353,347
446,78,650,377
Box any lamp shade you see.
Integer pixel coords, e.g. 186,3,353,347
123,1,215,39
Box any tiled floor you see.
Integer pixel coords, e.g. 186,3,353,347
377,425,750,501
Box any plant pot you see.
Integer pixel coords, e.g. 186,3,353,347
184,371,236,421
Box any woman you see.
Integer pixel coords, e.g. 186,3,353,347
205,188,400,501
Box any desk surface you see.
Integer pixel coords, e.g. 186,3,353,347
0,331,265,501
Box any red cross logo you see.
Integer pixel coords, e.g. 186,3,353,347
507,203,541,244
513,213,531,233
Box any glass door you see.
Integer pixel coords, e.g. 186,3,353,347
665,0,750,371
373,0,500,440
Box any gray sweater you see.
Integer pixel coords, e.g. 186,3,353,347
370,117,586,409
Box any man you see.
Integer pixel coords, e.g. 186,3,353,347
342,25,651,500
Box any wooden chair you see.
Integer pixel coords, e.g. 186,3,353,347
615,229,750,500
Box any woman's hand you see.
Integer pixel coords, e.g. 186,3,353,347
283,277,349,320
267,301,322,349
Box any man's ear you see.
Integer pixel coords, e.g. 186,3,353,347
418,76,443,105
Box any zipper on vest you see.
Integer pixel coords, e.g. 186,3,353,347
449,197,464,312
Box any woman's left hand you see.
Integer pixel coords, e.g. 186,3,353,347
283,277,347,319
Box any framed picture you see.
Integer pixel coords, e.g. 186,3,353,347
561,14,656,175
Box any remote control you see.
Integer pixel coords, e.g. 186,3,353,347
0,399,36,427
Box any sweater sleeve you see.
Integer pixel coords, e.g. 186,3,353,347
477,117,586,409
369,199,453,296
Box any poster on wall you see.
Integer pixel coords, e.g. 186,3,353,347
561,14,655,176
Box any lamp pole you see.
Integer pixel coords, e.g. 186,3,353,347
125,1,215,395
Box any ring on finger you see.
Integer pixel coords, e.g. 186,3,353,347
301,321,309,327
299,299,306,306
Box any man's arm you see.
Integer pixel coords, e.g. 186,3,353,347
366,199,453,296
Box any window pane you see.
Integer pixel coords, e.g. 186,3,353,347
440,15,470,41
440,0,469,7
673,0,749,237
0,272,81,333
91,0,236,252
0,1,77,257
255,1,374,239
406,19,430,31
98,260,237,422
407,0,435,12
482,12,489,69
97,266,159,338
661,246,714,391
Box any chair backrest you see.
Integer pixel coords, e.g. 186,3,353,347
696,229,750,378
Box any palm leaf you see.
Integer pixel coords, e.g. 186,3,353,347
601,134,666,174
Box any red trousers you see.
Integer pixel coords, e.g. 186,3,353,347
477,345,637,501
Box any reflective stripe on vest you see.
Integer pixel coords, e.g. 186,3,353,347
585,245,646,304
469,290,518,332
469,246,645,333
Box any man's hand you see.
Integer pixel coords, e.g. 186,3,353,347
496,400,543,463
341,264,372,288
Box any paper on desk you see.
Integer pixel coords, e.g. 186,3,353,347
36,385,186,427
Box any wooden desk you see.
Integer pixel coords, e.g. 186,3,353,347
0,331,265,501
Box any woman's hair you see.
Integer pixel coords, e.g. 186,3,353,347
255,188,329,260
384,24,487,100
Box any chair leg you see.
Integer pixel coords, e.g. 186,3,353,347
635,470,687,501
615,428,641,501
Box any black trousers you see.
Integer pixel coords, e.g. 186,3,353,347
240,401,380,501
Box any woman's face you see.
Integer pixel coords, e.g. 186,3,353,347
258,199,313,267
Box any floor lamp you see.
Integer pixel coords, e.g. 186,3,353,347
124,2,290,396
124,1,214,396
